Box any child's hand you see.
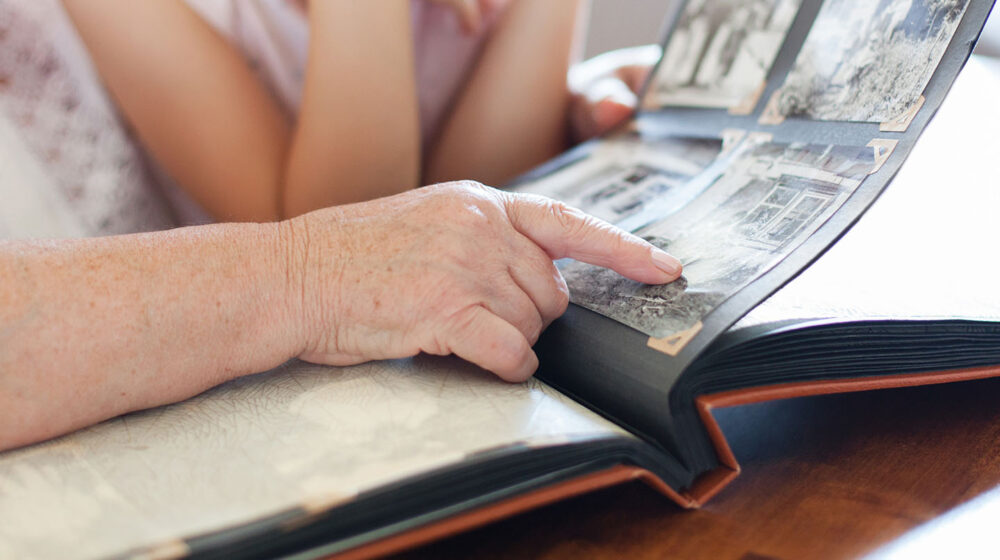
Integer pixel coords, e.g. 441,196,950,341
429,0,508,34
568,45,663,143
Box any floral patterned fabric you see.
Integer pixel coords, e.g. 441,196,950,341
0,0,177,239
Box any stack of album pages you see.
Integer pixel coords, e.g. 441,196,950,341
1,1,998,558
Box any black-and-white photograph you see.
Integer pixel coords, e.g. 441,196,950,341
561,141,875,340
513,134,722,226
645,0,801,112
771,0,969,123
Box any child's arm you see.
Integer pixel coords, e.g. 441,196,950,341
424,0,585,186
63,0,290,221
283,1,420,217
62,1,419,221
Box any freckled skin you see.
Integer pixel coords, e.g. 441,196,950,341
0,182,680,451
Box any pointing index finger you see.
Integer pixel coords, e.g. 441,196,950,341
503,193,682,285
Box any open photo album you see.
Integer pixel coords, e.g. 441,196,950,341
2,1,998,558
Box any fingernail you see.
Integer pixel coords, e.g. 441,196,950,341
650,247,682,278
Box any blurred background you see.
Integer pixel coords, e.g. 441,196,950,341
584,0,670,58
584,0,1000,58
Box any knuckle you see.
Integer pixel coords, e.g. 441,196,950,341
433,188,504,232
608,227,633,254
547,201,599,242
546,200,578,231
457,179,486,191
443,179,492,199
427,181,481,205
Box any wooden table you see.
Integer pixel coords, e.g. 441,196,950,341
394,377,1000,559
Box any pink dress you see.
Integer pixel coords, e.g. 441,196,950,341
182,0,506,150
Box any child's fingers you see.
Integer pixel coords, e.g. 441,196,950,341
591,96,635,136
568,77,637,142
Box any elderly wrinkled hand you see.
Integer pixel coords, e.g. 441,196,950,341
0,181,681,450
284,181,682,381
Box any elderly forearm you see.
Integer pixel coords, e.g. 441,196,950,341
0,223,299,450
283,0,421,217
425,0,584,185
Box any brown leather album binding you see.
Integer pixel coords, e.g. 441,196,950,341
328,465,679,560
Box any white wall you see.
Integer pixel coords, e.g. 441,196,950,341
584,0,675,58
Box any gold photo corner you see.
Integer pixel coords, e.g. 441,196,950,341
647,322,704,357
867,139,900,175
720,129,747,154
880,95,926,132
140,539,190,560
757,90,786,125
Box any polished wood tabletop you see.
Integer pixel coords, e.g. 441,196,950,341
394,377,1000,559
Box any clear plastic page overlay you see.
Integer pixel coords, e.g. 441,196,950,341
771,0,969,122
519,133,874,340
0,358,627,559
735,56,1000,329
646,0,970,123
514,134,722,226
